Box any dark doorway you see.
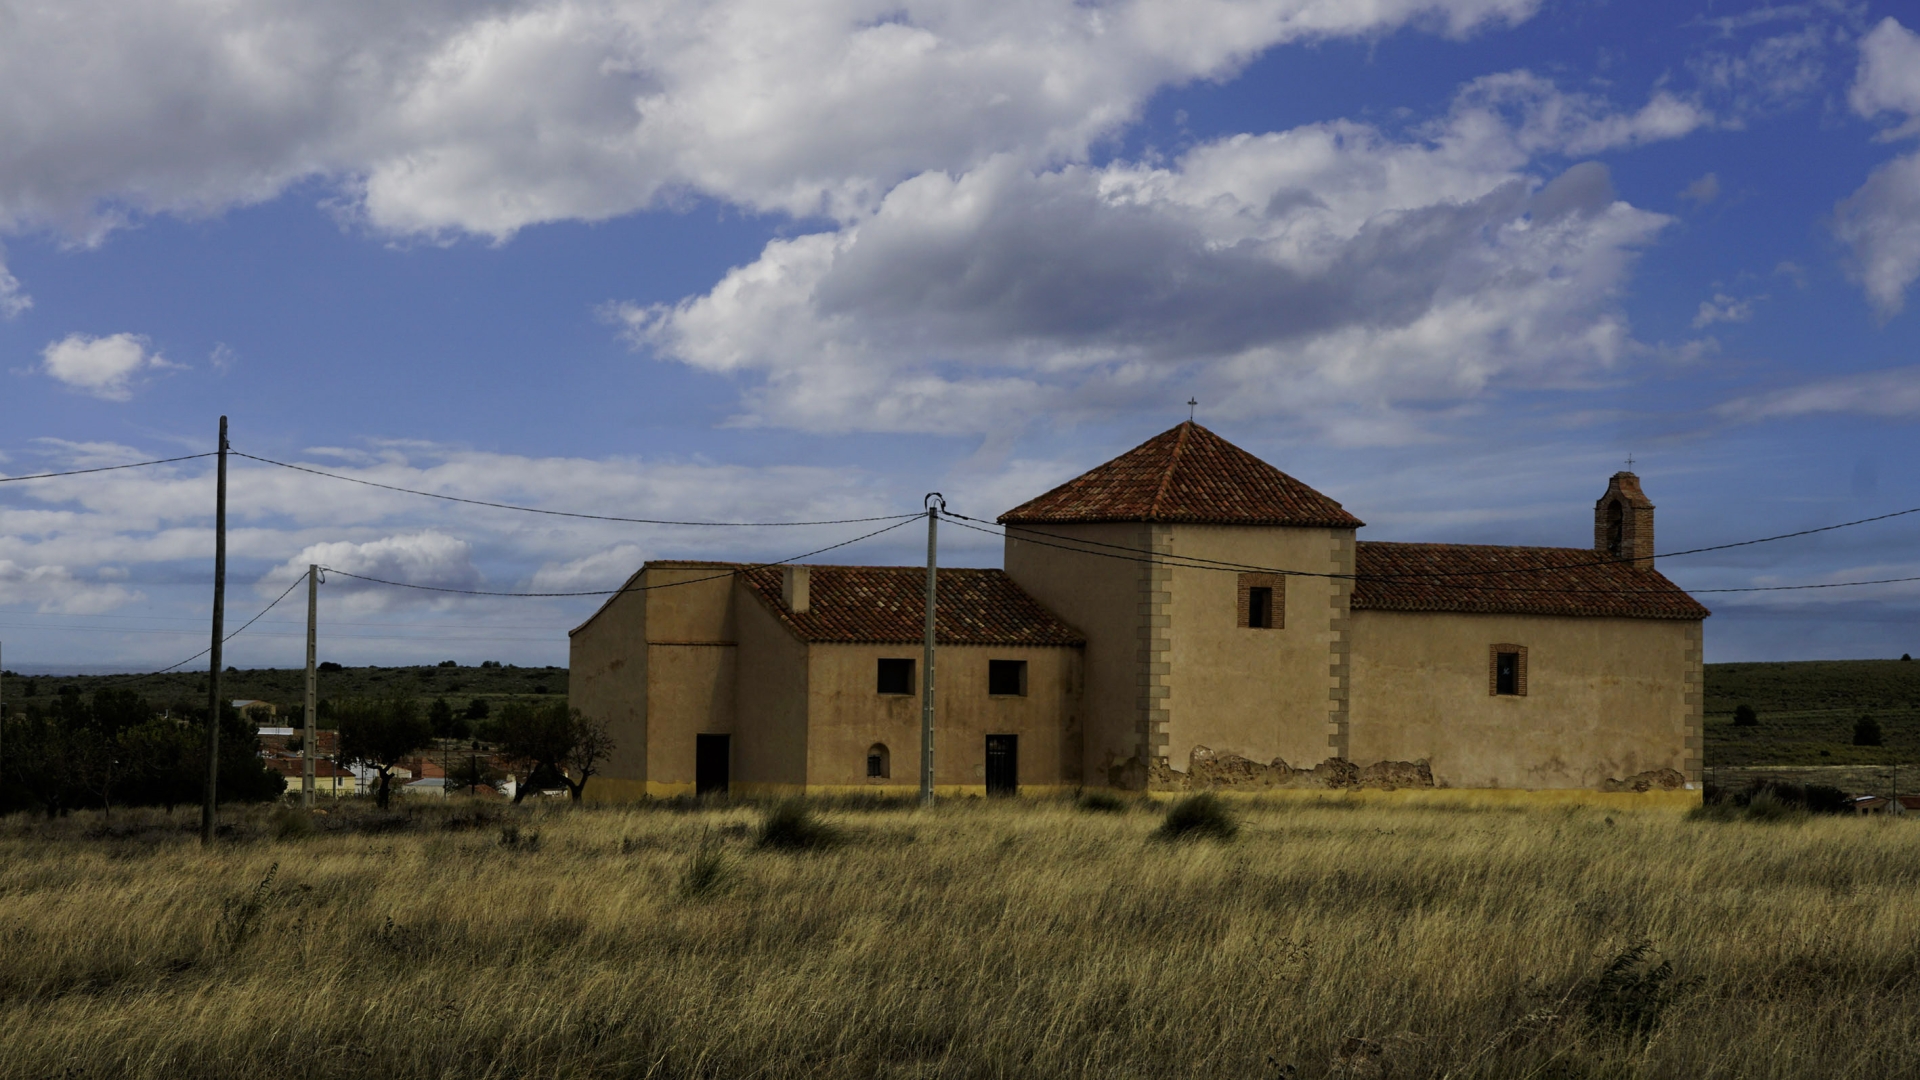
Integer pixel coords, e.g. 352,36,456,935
985,734,1018,796
1495,653,1520,696
696,734,730,796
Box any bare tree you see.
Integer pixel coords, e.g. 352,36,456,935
338,692,433,809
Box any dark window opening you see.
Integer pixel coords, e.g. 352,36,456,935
1606,501,1624,557
988,659,1028,696
985,734,1018,795
866,743,890,779
1495,652,1520,696
1248,587,1274,629
877,658,916,695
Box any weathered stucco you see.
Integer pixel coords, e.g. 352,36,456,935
1347,609,1702,790
802,642,1081,794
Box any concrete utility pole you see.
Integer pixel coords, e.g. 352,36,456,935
201,416,229,846
920,494,944,806
303,564,318,808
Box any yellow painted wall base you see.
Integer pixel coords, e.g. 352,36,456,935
580,779,1080,802
1142,786,1703,811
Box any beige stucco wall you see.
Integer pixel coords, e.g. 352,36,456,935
1002,522,1153,786
732,590,810,793
803,642,1081,794
568,574,649,791
1348,610,1703,789
1162,524,1352,775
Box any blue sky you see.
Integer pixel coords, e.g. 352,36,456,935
2,0,1918,671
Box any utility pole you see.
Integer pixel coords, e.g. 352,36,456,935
303,564,318,808
920,494,944,806
201,416,228,845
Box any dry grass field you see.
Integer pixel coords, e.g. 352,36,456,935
3,795,1918,1079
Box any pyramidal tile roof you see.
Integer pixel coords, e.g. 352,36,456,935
999,422,1363,528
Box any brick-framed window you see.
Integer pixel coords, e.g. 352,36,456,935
1237,573,1286,629
1489,644,1528,696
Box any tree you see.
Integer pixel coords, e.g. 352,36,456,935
1854,714,1884,747
428,697,468,740
338,692,434,809
1733,704,1758,727
446,752,503,795
492,700,614,803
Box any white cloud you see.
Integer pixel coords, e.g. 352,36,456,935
1680,172,1721,206
0,0,1541,241
529,543,648,591
1716,365,1920,423
1834,150,1920,318
623,76,1673,441
1691,292,1760,329
0,560,139,615
0,247,28,317
263,532,482,614
1850,17,1920,139
38,333,172,400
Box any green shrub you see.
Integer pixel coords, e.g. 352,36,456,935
1584,941,1687,1039
1075,790,1128,813
1732,704,1758,727
757,800,841,851
1854,715,1884,747
269,804,316,841
1153,793,1238,841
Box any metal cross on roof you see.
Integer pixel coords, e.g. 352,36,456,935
1187,397,1198,421
1625,453,1636,471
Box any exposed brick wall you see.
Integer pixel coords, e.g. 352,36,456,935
1488,643,1529,697
1594,472,1656,571
1236,572,1286,628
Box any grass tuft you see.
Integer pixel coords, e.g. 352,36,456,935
1153,792,1238,841
756,800,841,851
1075,790,1129,814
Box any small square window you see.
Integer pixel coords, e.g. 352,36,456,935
877,658,915,695
1248,587,1273,629
988,659,1027,696
1238,573,1285,629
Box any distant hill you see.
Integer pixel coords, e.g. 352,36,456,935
1706,659,1920,766
0,663,567,725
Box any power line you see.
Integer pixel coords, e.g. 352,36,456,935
319,516,920,598
232,452,920,527
75,576,307,687
941,512,1920,597
0,452,218,484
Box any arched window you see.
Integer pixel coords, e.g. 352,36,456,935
1605,500,1624,557
866,743,890,779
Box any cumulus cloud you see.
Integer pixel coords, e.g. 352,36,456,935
1835,19,1920,317
0,249,28,317
529,543,648,592
38,333,173,400
1835,151,1920,318
1850,17,1920,139
622,76,1673,441
0,560,139,615
1716,365,1920,423
1680,172,1721,206
263,532,482,613
0,0,1540,240
1692,292,1760,329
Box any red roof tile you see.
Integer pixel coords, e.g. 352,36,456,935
999,422,1362,528
1352,541,1711,620
740,565,1084,646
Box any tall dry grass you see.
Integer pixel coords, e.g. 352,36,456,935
1,795,1917,1078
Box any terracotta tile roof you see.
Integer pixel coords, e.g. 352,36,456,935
1352,541,1711,620
740,565,1084,646
999,422,1363,528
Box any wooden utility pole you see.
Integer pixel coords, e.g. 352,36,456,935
201,416,228,845
303,564,318,808
920,494,943,805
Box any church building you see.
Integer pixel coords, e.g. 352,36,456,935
568,423,1708,801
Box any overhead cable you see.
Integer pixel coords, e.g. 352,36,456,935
320,515,919,598
232,452,919,527
0,452,218,484
939,512,1920,597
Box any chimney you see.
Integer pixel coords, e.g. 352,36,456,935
1594,472,1655,571
782,566,810,613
